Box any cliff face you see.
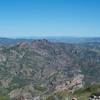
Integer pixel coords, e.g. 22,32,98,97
0,39,100,99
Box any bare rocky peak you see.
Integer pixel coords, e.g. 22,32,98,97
32,39,51,47
17,39,52,49
33,39,49,43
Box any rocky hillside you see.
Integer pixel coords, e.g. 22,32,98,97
0,39,100,100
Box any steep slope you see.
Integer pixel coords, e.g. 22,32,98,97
0,39,100,99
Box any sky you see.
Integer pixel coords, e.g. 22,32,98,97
0,0,100,38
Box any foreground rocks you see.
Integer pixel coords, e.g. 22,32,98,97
89,93,100,100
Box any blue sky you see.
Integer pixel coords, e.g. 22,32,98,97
0,0,100,38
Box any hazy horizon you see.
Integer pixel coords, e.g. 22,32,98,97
1,35,100,39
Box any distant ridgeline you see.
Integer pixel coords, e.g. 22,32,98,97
1,37,100,45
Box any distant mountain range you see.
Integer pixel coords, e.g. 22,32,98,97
0,37,100,45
